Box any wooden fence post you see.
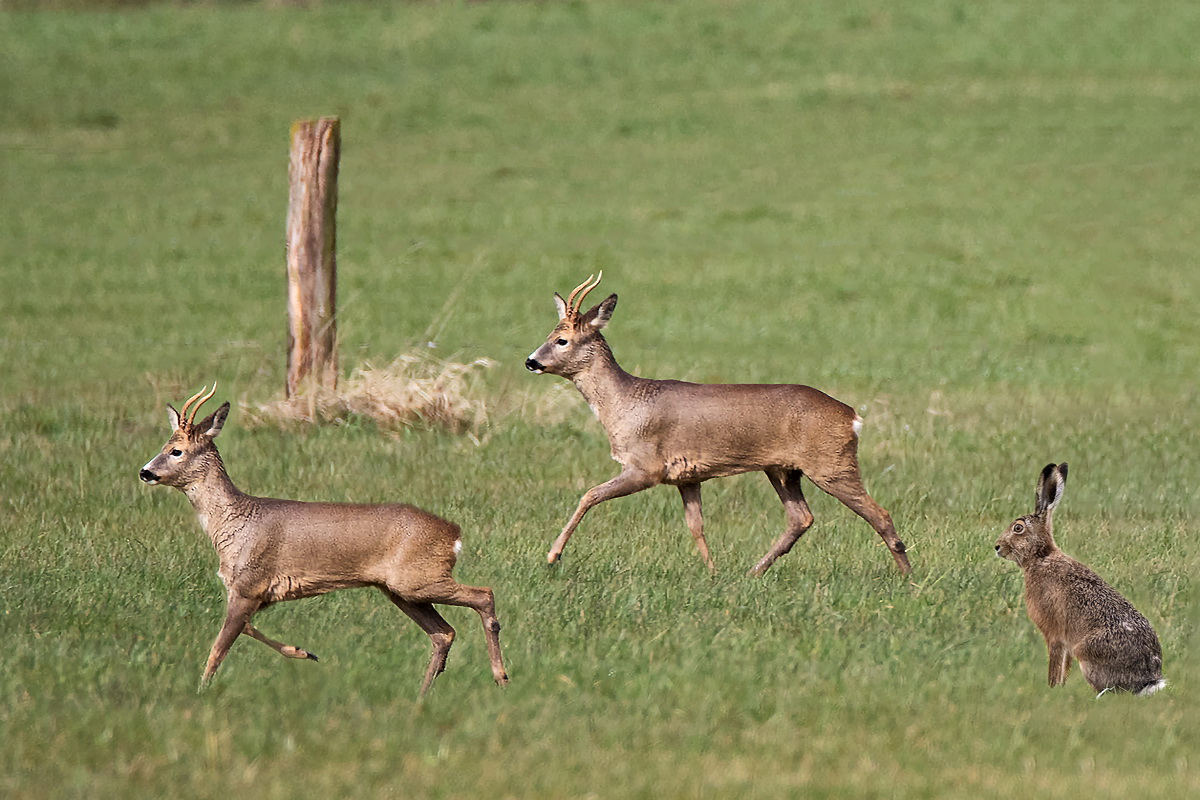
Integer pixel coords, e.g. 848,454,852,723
286,116,340,398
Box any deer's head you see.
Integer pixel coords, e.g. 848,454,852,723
525,272,618,378
140,385,230,489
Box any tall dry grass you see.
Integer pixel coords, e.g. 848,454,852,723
246,354,496,437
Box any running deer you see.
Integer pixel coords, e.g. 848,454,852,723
139,385,509,694
525,274,910,576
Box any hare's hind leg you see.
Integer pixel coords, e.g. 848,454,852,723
1073,633,1160,694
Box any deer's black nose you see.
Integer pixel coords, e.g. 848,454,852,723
525,358,543,372
139,469,158,483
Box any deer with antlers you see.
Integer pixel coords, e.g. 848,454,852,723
525,274,911,577
139,385,509,694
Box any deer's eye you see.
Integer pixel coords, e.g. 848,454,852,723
1012,522,1025,534
555,338,569,346
169,449,183,457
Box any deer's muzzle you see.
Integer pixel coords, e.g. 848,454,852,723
139,468,160,484
525,357,544,373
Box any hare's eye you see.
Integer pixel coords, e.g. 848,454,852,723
1012,522,1025,534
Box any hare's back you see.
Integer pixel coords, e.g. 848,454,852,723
1058,560,1158,644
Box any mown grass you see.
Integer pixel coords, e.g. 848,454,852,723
1,1,1197,798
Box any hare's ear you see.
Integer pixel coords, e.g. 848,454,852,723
1036,462,1067,516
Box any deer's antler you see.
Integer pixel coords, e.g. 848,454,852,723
566,271,603,315
180,383,218,427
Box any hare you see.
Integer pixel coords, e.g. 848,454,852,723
995,463,1165,696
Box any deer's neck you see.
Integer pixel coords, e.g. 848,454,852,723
182,453,253,547
571,343,641,426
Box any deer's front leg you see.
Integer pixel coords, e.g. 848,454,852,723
243,623,319,662
201,594,260,688
679,483,716,573
548,468,659,564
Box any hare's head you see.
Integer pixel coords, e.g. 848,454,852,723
995,462,1067,566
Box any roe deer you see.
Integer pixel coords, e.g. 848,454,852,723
525,274,910,576
995,463,1165,696
139,385,509,694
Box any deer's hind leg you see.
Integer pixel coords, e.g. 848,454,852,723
750,469,815,577
381,589,457,696
810,470,911,574
428,583,509,688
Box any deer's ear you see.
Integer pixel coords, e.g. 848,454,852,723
585,294,618,330
196,402,231,440
166,404,181,431
554,293,569,321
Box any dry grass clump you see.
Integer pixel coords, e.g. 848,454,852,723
246,354,496,436
511,380,589,427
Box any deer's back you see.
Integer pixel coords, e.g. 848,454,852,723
617,380,861,482
225,498,461,601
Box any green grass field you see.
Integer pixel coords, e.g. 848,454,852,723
2,1,1197,797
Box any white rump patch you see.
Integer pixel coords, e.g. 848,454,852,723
852,415,863,437
1137,679,1168,697
454,539,463,556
